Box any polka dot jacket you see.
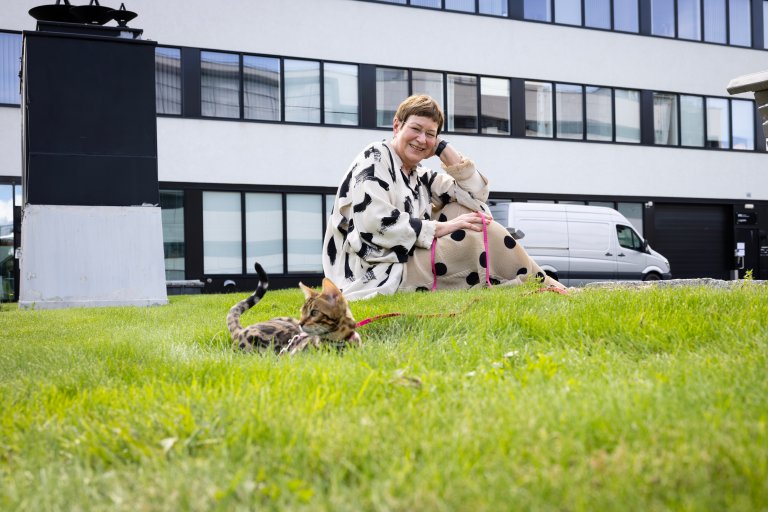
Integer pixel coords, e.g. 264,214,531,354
322,141,490,301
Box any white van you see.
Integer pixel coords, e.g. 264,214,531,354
489,202,671,286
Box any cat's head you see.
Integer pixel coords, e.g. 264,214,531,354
298,278,361,345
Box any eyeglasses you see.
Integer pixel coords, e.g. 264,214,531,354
404,123,438,141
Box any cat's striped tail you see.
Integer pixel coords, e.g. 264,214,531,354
226,262,269,337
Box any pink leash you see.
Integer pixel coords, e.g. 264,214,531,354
432,211,491,291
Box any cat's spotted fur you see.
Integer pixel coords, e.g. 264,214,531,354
228,263,361,355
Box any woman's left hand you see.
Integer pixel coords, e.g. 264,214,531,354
434,211,492,238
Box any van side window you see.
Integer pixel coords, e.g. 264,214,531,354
616,224,644,251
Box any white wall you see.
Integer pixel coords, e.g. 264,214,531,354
157,117,767,201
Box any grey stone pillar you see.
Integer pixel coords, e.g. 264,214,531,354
727,70,768,150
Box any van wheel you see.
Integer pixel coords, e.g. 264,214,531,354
643,272,661,281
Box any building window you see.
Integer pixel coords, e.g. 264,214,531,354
412,0,440,7
479,0,508,16
706,97,730,148
651,0,676,37
159,190,185,280
0,32,22,106
0,184,15,302
155,47,182,115
729,0,752,46
730,98,754,150
203,191,242,274
653,92,679,145
618,202,643,236
764,0,768,48
246,193,283,274
286,194,323,272
586,86,612,141
614,89,641,143
376,67,409,128
243,55,280,121
585,0,611,29
556,0,582,25
524,0,552,21
525,81,554,137
412,70,444,115
324,62,359,126
678,0,702,40
447,74,478,133
704,0,727,43
614,0,639,32
284,59,321,124
680,95,705,147
480,77,510,135
555,83,584,139
201,51,240,119
445,0,475,12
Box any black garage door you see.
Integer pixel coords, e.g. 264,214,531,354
653,204,731,280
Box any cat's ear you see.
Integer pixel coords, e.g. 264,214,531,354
321,278,342,304
299,282,317,300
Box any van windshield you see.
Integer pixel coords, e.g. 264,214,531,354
616,225,644,251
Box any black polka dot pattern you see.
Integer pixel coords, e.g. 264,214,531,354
438,213,448,222
434,262,447,276
479,252,487,268
466,272,479,286
450,230,466,241
517,268,528,276
504,235,516,249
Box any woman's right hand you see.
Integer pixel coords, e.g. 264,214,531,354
434,212,492,238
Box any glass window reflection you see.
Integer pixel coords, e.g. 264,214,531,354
555,0,582,25
585,0,611,29
0,184,14,302
651,0,675,37
653,92,679,145
731,99,755,150
159,190,185,280
706,97,730,148
445,0,475,12
244,55,281,121
0,33,22,106
586,86,612,141
155,47,182,115
556,83,584,140
324,63,358,126
479,0,508,16
246,193,284,274
203,191,242,274
376,67,409,128
287,194,323,272
525,81,553,138
615,89,641,143
447,74,478,133
678,0,702,40
680,95,704,147
614,0,639,32
704,0,727,43
480,77,510,135
524,0,551,21
729,0,752,46
284,59,321,124
201,51,240,119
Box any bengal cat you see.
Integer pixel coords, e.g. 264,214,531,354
227,263,361,356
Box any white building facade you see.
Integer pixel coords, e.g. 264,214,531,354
2,0,767,298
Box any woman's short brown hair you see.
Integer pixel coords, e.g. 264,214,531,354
394,94,444,135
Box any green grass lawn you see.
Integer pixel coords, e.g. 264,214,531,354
1,283,766,511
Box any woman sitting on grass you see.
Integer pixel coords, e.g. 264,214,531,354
322,94,565,300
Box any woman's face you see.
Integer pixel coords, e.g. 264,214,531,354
392,115,439,171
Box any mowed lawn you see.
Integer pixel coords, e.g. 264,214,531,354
1,282,766,511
